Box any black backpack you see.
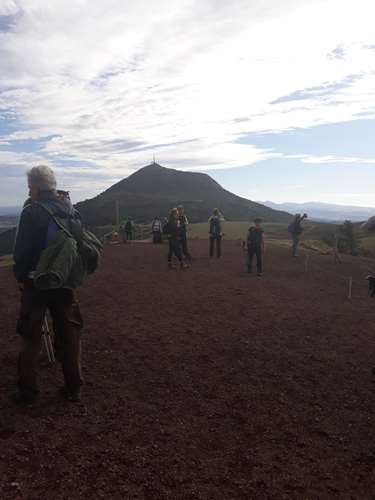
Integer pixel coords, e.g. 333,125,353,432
210,216,221,236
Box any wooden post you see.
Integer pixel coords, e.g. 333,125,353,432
348,277,353,300
305,254,309,272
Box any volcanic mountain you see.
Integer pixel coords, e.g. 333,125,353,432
75,163,291,226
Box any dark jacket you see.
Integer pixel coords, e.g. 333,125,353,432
178,215,189,235
13,191,80,283
247,227,264,248
165,218,182,240
209,215,222,238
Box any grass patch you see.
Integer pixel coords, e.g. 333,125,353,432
189,220,337,241
0,255,14,268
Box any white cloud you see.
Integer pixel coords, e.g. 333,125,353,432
0,0,374,202
301,155,375,165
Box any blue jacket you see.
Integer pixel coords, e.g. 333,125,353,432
13,191,81,283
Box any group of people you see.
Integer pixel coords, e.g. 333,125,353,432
10,164,310,406
161,207,308,276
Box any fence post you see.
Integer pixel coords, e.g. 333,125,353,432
348,277,353,300
305,254,309,273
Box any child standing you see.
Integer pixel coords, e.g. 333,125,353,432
247,218,264,276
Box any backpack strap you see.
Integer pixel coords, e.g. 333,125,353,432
35,201,75,240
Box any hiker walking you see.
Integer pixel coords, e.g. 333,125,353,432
12,165,101,404
288,213,307,257
177,205,192,262
151,217,163,244
165,208,187,269
247,218,265,276
209,208,223,258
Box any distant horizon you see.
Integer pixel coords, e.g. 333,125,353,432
0,161,374,213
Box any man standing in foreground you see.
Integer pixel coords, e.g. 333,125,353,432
13,165,84,404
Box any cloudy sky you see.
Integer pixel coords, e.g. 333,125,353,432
0,0,374,207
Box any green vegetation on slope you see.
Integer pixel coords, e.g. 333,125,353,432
0,255,14,268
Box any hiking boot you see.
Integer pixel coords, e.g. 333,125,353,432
60,387,81,403
257,272,262,278
180,262,188,270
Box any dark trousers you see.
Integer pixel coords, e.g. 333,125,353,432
168,238,182,262
248,245,262,273
126,231,133,241
17,281,83,398
209,236,221,258
153,231,162,244
181,233,191,260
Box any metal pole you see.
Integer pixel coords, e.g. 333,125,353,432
42,316,55,363
348,277,353,300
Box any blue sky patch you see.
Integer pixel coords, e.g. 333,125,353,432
238,118,375,158
0,15,16,32
271,74,363,105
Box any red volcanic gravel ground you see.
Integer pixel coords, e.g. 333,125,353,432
0,240,375,499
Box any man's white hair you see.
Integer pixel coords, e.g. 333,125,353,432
27,165,57,191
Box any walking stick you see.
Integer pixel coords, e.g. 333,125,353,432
42,315,55,363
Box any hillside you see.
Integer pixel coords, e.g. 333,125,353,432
75,163,291,226
263,201,375,222
0,227,16,257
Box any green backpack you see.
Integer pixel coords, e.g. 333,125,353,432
37,202,103,275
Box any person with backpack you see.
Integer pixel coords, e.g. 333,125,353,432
12,165,101,405
247,218,265,276
151,217,163,244
208,208,223,258
177,205,192,263
288,213,308,257
164,208,187,269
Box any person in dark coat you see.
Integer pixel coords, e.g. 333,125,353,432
165,208,187,269
177,205,192,262
247,218,265,276
125,218,133,241
208,209,223,258
12,165,84,405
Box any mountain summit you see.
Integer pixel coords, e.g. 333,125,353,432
75,163,290,225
